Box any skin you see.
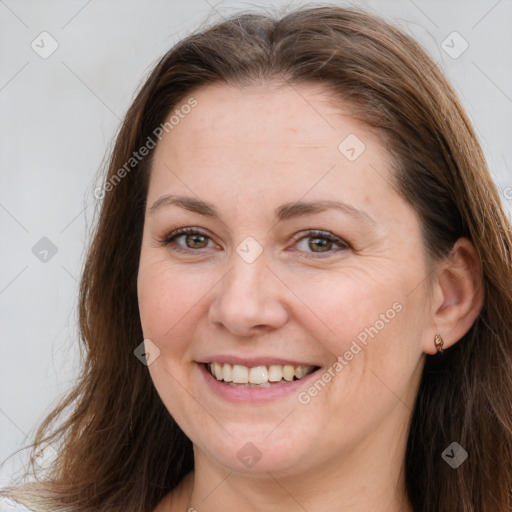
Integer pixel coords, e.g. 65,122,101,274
138,81,484,512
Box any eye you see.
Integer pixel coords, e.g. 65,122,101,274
293,230,349,256
163,227,216,253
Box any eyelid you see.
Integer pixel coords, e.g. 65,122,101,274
292,229,348,246
163,226,210,243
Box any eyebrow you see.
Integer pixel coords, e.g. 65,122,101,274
148,194,376,226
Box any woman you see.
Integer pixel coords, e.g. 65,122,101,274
1,5,511,512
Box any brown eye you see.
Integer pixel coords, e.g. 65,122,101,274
308,236,333,252
183,233,208,249
164,228,214,252
295,230,349,256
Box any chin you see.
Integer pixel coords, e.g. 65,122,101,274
194,426,321,475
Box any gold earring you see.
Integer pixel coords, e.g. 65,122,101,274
434,333,444,353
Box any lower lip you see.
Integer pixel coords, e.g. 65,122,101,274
198,362,321,403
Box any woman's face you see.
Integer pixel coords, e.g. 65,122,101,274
137,82,434,476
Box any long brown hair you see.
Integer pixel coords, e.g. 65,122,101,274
2,5,511,511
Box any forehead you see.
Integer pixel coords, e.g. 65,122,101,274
150,81,391,188
168,81,367,147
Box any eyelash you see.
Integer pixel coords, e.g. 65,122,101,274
161,227,349,257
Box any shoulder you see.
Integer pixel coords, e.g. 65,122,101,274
0,497,34,512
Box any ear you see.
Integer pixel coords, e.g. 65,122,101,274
423,237,485,355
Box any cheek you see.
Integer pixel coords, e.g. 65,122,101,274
137,259,209,423
286,267,424,392
285,266,400,346
137,258,207,341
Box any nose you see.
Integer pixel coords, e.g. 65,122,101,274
208,249,289,337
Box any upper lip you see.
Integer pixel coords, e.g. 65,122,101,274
197,355,321,367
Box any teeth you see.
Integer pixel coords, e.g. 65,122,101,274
213,362,223,380
282,365,295,381
207,362,317,385
232,364,249,384
294,366,308,379
268,365,282,382
222,363,233,382
249,366,268,384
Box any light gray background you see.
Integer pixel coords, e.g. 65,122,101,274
1,0,511,486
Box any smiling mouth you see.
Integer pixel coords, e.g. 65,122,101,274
206,362,320,388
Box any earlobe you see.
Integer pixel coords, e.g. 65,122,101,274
424,237,485,355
